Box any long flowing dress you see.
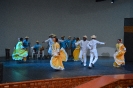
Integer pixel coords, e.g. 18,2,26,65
12,41,28,60
50,42,68,70
73,42,80,61
113,43,126,67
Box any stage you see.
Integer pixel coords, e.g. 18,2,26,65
1,57,133,83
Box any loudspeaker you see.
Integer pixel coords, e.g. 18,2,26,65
124,18,133,62
0,63,3,83
124,32,133,62
124,18,133,26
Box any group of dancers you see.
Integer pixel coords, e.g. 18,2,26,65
12,34,126,70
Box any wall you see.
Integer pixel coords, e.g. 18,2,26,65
0,0,131,57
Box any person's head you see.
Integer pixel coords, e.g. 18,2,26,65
49,35,52,38
117,39,122,43
61,36,65,40
20,38,23,41
52,36,56,38
25,36,29,41
83,37,86,41
68,36,71,40
76,37,80,42
73,37,76,40
53,37,58,42
83,35,87,41
49,34,54,38
26,38,28,41
91,35,96,39
52,34,56,38
36,41,39,44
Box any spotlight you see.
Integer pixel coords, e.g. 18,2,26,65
111,0,114,3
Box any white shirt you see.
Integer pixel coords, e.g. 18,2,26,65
75,40,90,53
45,38,53,46
87,39,105,52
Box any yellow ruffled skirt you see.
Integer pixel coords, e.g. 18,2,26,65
50,48,68,70
73,48,80,61
113,51,125,67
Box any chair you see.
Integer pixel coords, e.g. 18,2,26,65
31,47,38,59
39,46,45,58
31,46,44,59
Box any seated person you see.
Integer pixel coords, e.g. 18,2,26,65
33,40,42,54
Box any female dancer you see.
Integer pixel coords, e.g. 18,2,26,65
73,37,80,61
50,37,68,70
12,38,28,61
113,39,126,67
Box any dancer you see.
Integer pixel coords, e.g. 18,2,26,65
73,37,80,61
66,36,72,57
113,39,126,67
23,36,30,59
12,38,28,61
23,36,30,49
59,36,67,49
75,35,90,66
71,37,76,57
50,37,68,70
52,34,56,38
43,34,54,56
87,35,105,69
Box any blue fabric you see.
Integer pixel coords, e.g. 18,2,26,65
48,46,52,55
34,44,41,51
23,40,29,48
60,40,67,49
66,39,71,48
71,40,76,49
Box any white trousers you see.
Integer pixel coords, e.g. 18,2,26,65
89,49,98,67
48,46,52,55
79,50,87,66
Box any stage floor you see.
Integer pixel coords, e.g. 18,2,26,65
1,57,133,83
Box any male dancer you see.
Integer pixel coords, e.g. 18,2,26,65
71,37,76,57
87,35,105,69
75,35,90,66
66,36,72,57
43,34,54,57
23,36,30,49
59,36,67,49
23,36,30,60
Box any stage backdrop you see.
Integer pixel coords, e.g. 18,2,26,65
0,0,132,57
